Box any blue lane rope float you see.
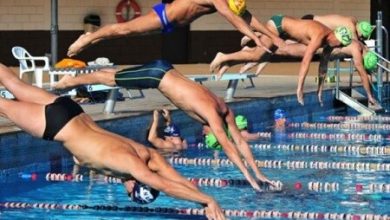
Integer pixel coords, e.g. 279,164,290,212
0,201,388,220
17,173,390,194
168,157,390,172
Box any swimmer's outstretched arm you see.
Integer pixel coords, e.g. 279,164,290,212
212,0,266,50
113,151,225,220
296,37,322,105
244,11,285,49
148,110,174,149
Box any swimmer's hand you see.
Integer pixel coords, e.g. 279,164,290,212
297,89,304,106
254,38,272,54
204,199,226,220
256,174,275,187
67,32,92,57
241,32,263,47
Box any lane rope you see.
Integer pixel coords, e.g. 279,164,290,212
18,172,390,194
1,201,388,219
168,157,390,172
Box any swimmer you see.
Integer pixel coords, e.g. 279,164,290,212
274,108,287,130
67,0,285,57
210,15,353,105
301,14,374,41
239,38,380,107
54,59,273,191
0,63,225,220
148,109,188,151
235,115,264,141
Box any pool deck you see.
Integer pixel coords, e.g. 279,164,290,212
0,61,361,134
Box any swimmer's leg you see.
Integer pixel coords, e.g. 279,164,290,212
0,64,56,104
54,68,117,89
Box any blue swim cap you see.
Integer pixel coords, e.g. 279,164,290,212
274,109,286,120
129,181,160,204
164,124,181,137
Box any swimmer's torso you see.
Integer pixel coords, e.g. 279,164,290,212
159,69,224,124
282,16,330,45
56,114,151,174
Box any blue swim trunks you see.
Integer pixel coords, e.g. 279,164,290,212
153,3,174,33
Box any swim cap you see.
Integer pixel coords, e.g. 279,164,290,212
228,0,246,16
274,109,286,120
363,51,378,71
334,26,353,46
129,181,160,204
357,21,374,39
205,133,222,151
235,115,248,130
164,124,181,137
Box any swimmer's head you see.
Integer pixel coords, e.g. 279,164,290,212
363,51,378,72
274,109,286,121
126,180,160,205
334,26,353,46
228,0,246,16
235,115,248,130
164,124,181,137
357,21,374,39
205,133,222,151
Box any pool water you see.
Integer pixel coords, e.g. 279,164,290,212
0,109,389,219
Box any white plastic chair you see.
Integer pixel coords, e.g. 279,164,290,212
11,46,50,88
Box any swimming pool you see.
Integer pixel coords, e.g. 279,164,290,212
0,91,389,219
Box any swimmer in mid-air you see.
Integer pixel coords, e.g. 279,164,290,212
210,15,353,105
67,0,285,57
0,63,225,220
54,59,273,191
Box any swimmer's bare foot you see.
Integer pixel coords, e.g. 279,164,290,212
210,52,225,73
67,33,91,57
216,63,230,80
240,62,258,73
53,75,75,89
255,62,269,76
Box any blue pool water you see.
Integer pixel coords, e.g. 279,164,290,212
0,92,389,219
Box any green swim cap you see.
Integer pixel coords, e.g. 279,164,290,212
235,115,248,130
205,133,222,151
363,51,378,71
334,26,353,46
357,21,374,39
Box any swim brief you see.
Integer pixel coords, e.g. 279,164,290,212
153,3,174,33
115,59,174,89
43,96,84,140
270,14,285,35
301,14,314,20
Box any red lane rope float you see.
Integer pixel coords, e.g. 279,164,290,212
327,115,390,122
20,173,390,194
169,157,390,172
1,201,388,220
289,122,390,131
115,0,141,23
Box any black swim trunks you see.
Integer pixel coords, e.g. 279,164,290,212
301,14,314,20
115,60,174,89
43,96,84,140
